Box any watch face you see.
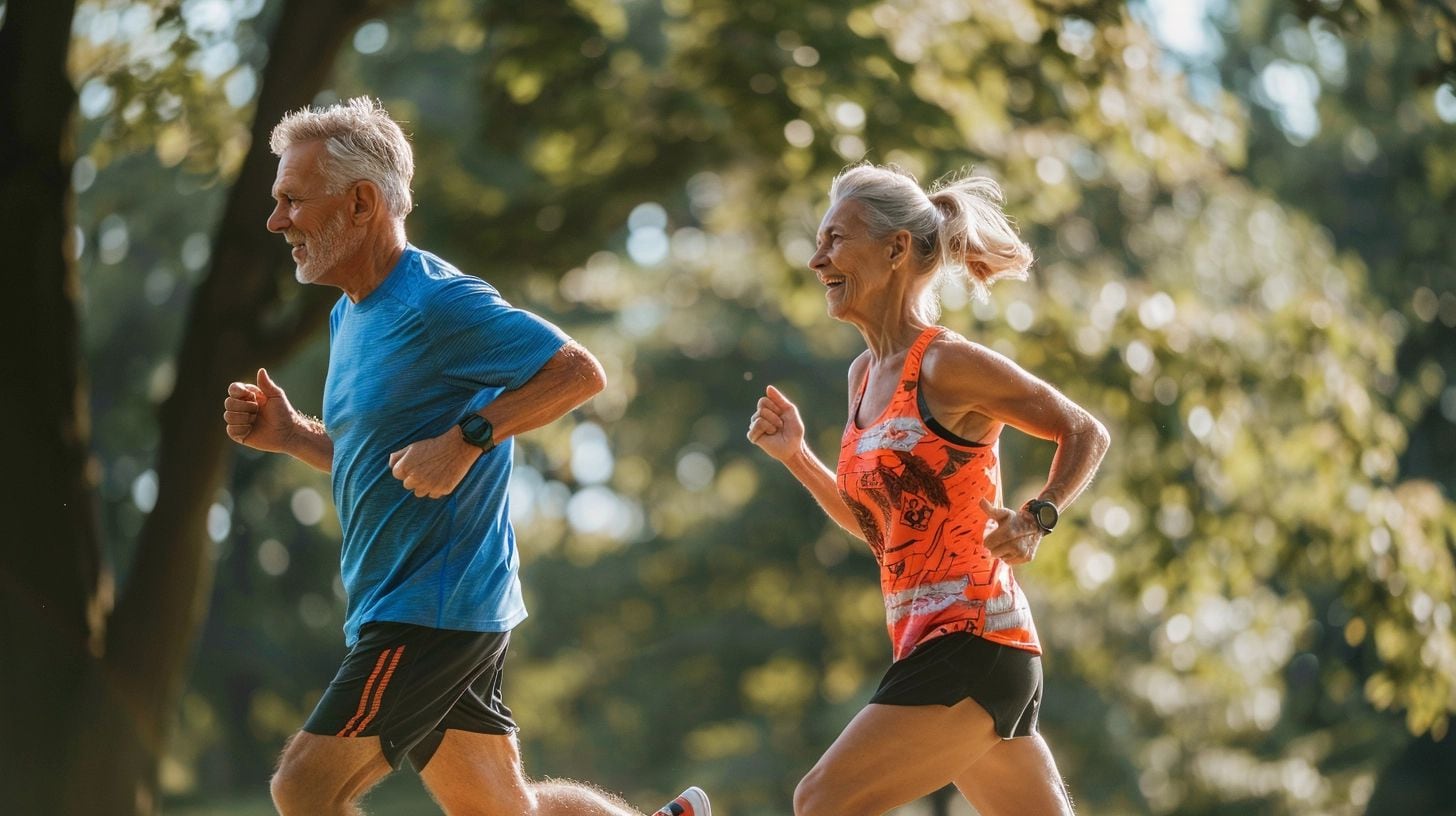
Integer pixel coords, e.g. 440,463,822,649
460,415,493,446
1030,502,1058,530
1035,505,1056,527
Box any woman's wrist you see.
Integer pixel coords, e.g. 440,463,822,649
784,443,815,470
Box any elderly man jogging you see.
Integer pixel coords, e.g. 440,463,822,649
224,97,709,816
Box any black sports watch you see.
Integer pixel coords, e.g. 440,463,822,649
458,414,496,453
1023,499,1059,534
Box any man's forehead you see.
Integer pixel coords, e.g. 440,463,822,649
273,140,327,190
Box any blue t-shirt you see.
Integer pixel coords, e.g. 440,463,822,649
323,246,567,646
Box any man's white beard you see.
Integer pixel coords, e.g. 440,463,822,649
295,208,359,284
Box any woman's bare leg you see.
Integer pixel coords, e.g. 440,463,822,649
953,733,1073,816
793,699,1001,816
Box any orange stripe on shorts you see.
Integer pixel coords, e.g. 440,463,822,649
336,647,394,737
346,645,405,737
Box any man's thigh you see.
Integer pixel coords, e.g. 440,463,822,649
273,732,392,808
418,730,535,816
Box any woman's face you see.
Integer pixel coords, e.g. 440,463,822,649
808,198,898,322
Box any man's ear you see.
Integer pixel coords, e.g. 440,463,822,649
350,180,383,223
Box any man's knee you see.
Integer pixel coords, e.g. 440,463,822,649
270,738,372,815
270,757,334,816
270,760,316,814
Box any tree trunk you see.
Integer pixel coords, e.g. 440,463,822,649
929,784,956,816
66,2,411,810
0,0,405,812
0,2,95,814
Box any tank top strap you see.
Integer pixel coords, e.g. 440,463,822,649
849,326,948,430
893,326,945,407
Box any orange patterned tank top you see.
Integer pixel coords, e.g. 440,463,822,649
837,326,1041,661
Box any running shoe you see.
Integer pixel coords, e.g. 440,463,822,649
653,786,711,816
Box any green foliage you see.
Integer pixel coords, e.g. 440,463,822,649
1213,0,1456,492
1283,0,1456,87
64,0,1456,814
69,0,264,176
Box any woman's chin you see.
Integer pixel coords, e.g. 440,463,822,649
829,295,866,317
825,289,849,318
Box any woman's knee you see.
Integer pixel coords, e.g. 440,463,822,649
792,772,818,816
794,767,862,816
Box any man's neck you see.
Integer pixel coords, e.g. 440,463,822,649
339,223,408,303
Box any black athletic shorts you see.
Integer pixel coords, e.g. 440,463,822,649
302,621,517,771
869,631,1042,739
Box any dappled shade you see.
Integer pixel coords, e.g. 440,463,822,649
23,0,1456,814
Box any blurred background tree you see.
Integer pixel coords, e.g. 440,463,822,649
3,0,1453,814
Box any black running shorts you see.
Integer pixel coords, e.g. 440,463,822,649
302,622,517,771
868,631,1042,739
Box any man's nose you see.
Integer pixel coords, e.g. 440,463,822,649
266,205,288,233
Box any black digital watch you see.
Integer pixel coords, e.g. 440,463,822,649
458,414,497,453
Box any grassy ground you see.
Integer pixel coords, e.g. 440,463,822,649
165,776,973,815
165,773,435,815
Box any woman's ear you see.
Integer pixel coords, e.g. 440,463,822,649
886,229,912,269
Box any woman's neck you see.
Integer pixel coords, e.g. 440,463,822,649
856,314,932,361
848,266,936,360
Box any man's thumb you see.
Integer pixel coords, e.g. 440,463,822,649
257,368,284,399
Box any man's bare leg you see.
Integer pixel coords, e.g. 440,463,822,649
421,729,696,816
270,732,393,816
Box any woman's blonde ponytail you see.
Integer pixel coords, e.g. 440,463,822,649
828,164,1031,320
928,175,1032,302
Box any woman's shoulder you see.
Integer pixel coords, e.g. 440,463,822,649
923,327,986,363
921,328,1017,381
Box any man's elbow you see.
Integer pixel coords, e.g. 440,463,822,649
562,341,607,399
582,354,607,398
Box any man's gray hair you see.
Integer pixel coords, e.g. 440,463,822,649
269,96,414,219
